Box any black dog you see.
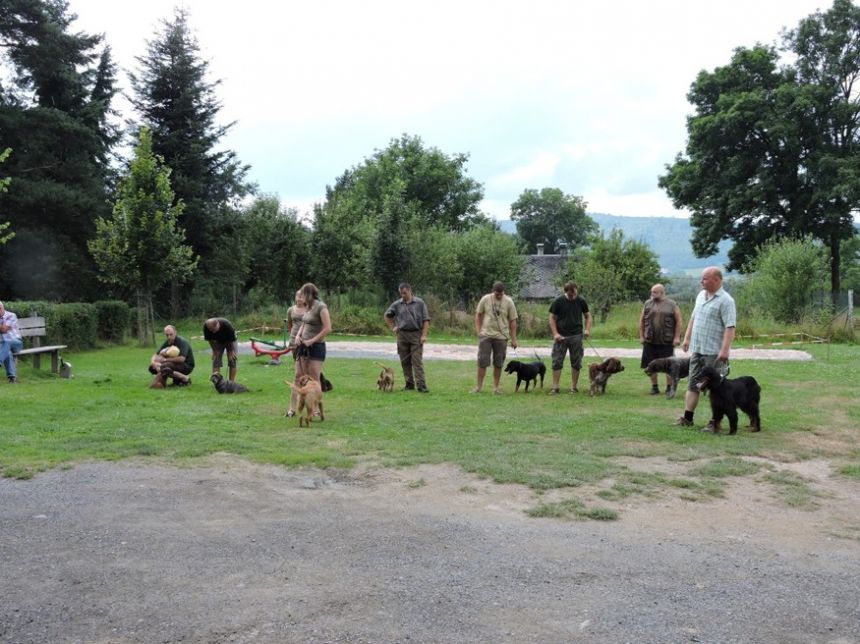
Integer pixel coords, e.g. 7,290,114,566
504,360,546,392
695,366,761,435
644,356,690,399
210,373,249,394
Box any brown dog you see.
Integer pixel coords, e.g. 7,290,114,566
588,357,625,396
284,375,325,427
375,362,395,392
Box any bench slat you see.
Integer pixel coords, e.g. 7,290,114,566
14,345,68,356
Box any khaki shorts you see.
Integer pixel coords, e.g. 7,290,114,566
477,337,508,369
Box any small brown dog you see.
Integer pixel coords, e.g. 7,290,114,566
588,357,625,396
284,375,324,427
375,362,395,392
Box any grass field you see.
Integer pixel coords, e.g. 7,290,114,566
2,336,858,518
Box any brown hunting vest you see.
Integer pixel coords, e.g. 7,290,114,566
642,298,677,345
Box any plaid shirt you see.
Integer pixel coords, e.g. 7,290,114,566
689,287,736,355
1,309,21,342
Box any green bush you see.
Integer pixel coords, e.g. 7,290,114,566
49,303,98,349
95,301,131,343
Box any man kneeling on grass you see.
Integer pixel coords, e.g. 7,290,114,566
148,325,195,388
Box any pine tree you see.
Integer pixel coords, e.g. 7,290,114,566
129,8,251,268
0,0,118,299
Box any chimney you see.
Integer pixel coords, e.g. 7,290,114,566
536,243,544,256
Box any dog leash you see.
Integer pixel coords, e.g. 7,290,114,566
584,336,603,361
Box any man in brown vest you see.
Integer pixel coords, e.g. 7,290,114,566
639,284,683,396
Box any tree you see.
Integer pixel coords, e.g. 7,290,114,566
455,224,525,305
313,134,487,292
89,128,197,345
563,229,662,322
660,0,860,299
510,187,597,255
0,0,118,299
130,8,251,309
740,236,828,323
0,148,12,246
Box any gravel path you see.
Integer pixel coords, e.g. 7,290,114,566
2,457,858,644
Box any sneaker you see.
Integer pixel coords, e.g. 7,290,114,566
650,387,660,395
8,376,17,384
569,387,579,394
417,386,429,393
673,415,694,427
470,387,482,394
402,384,415,391
665,386,676,400
286,410,295,418
548,388,560,395
701,419,717,433
493,387,502,395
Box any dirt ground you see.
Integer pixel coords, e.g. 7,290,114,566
3,343,858,644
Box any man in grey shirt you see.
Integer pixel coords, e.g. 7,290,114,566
384,283,430,392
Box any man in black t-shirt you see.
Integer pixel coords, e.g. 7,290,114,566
548,281,592,394
204,317,238,381
148,325,195,388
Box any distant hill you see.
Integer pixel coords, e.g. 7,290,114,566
498,213,730,274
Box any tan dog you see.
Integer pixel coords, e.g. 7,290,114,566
375,362,395,392
284,375,324,427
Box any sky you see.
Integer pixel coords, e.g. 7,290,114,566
67,0,831,220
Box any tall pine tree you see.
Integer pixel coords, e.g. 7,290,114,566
0,0,118,299
130,7,251,313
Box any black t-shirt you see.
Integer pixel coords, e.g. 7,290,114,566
203,318,237,343
549,295,589,336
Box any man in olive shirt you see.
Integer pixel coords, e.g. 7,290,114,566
384,283,430,393
148,325,194,387
472,281,518,394
548,281,592,394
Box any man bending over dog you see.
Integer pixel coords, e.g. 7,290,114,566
472,281,518,394
548,281,592,394
148,325,194,388
638,284,682,396
204,317,238,382
675,266,736,432
384,282,430,393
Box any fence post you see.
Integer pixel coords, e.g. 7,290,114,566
848,290,854,328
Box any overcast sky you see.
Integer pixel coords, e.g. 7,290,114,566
68,0,829,219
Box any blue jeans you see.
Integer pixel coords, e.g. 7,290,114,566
0,338,24,378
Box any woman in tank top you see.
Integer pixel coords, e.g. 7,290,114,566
293,282,332,389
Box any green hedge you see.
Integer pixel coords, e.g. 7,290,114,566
4,300,131,350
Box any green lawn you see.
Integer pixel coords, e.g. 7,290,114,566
2,339,858,517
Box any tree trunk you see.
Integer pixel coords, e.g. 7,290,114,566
830,233,841,309
136,292,147,346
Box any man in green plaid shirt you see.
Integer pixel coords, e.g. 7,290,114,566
674,267,736,431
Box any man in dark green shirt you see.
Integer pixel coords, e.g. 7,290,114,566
148,325,195,388
548,281,592,394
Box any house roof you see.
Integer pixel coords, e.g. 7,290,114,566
519,254,567,300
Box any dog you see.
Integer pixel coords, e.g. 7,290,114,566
504,359,546,392
284,375,325,427
588,357,625,396
375,362,395,392
210,372,249,394
644,356,690,399
695,366,761,435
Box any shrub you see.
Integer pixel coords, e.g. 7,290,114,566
95,301,131,343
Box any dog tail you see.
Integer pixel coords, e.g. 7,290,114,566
283,379,302,393
374,361,388,369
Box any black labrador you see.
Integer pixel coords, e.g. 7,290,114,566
695,366,762,434
504,360,546,392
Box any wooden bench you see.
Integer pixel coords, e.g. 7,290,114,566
11,316,68,374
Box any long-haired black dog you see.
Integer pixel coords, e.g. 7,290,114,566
695,366,761,435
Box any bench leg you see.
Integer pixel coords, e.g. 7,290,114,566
33,353,41,370
51,351,59,374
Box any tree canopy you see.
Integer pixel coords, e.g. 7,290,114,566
659,0,860,296
0,0,118,299
510,187,597,255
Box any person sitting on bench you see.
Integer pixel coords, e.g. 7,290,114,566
0,301,23,384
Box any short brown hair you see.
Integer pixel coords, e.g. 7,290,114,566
564,281,578,293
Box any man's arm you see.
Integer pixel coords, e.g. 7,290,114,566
638,306,646,342
509,318,518,348
719,327,735,361
474,312,483,336
549,313,561,341
584,312,592,337
420,319,429,344
673,305,683,345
